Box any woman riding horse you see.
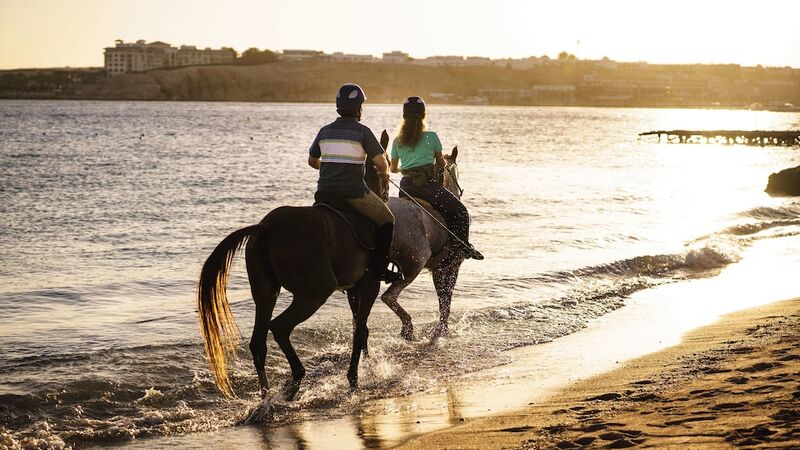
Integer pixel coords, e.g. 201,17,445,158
390,96,483,260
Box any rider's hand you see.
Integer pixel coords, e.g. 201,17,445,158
379,172,390,199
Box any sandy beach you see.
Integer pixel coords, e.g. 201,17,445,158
400,297,800,449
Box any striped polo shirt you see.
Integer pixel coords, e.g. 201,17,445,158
309,116,384,198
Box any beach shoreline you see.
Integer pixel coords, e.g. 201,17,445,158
399,297,800,449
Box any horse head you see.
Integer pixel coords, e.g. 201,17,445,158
363,130,391,201
442,146,464,199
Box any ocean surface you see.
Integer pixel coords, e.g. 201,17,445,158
1,100,799,449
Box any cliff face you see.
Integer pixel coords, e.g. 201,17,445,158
69,62,534,103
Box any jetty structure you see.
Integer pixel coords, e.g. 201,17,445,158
639,130,800,147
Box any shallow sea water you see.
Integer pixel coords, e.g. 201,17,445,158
1,100,799,448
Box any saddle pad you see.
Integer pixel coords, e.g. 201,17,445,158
313,203,375,250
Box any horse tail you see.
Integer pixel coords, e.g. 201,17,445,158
197,224,264,397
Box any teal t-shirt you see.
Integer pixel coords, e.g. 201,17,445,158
391,131,442,170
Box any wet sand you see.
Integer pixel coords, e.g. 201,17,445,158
400,297,800,449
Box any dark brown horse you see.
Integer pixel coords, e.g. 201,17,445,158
197,133,390,400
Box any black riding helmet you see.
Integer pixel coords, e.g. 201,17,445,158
336,83,366,115
403,96,426,118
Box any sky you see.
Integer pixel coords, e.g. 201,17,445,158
1,0,799,69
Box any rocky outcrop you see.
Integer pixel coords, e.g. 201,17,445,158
765,165,800,196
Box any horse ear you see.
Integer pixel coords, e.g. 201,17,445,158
451,146,458,162
380,129,389,150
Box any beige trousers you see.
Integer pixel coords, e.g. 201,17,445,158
346,190,394,226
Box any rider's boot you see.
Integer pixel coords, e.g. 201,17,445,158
369,224,404,283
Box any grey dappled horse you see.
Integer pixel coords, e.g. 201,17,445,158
384,147,467,340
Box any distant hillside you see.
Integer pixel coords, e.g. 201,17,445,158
1,61,799,109
68,62,536,103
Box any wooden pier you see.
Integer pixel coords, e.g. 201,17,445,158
639,130,800,147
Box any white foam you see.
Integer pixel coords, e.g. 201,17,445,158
684,239,742,270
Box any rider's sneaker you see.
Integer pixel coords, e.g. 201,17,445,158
379,269,404,284
369,261,403,284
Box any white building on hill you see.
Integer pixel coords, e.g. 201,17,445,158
328,52,377,63
279,50,325,61
413,56,466,67
104,40,235,75
382,51,411,63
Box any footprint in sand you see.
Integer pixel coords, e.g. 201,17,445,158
628,393,660,402
605,437,643,448
771,409,800,423
664,415,717,426
744,384,782,394
725,375,749,384
712,401,748,411
689,388,729,398
578,423,608,433
587,392,623,401
739,361,782,372
574,436,596,445
500,425,533,433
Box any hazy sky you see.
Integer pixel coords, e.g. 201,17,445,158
1,0,799,69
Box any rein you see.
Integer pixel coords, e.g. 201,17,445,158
387,174,470,250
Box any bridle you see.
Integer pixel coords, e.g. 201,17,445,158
444,162,464,198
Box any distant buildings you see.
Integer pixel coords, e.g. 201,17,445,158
382,51,411,63
104,40,235,75
97,41,799,108
413,56,466,67
278,49,324,61
327,52,377,63
103,41,565,75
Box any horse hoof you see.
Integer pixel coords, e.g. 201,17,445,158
241,397,272,424
401,326,414,341
282,380,301,401
347,375,358,391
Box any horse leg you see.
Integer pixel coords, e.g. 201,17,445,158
269,292,329,401
431,261,462,338
380,260,424,341
246,240,279,398
348,277,380,389
347,288,369,358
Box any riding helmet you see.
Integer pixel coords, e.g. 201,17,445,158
403,96,426,118
336,83,366,112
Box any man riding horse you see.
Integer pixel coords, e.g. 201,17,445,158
197,85,477,402
308,83,403,284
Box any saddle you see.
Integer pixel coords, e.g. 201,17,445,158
313,191,375,250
